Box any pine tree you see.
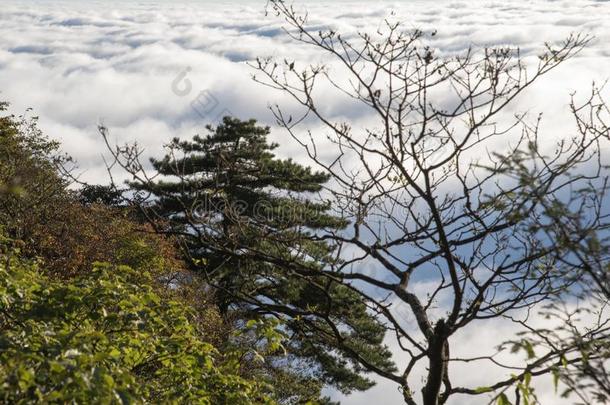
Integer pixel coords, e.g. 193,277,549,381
130,117,396,402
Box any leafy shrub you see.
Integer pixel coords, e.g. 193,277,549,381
0,244,274,404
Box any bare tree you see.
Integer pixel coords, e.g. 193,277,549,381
243,1,610,404
98,2,610,403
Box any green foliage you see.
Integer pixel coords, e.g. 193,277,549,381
0,103,70,240
516,372,537,405
0,245,273,404
79,184,125,206
0,103,187,279
0,104,285,403
496,393,512,405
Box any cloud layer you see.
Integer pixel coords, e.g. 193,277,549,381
1,0,609,182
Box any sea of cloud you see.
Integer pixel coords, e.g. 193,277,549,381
1,0,609,182
1,0,609,403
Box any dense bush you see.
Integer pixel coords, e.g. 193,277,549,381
0,102,280,403
0,243,274,404
0,102,187,279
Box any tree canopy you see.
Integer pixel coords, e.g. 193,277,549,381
114,117,396,400
0,242,273,404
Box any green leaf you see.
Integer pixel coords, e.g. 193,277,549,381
523,340,535,359
524,371,531,386
497,393,512,405
551,367,559,393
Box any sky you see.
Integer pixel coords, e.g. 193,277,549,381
1,0,609,404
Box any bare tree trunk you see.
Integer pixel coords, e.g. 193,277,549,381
422,320,447,405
